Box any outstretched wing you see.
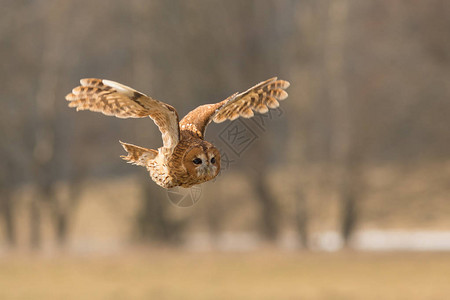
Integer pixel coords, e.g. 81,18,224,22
179,77,290,138
66,79,180,151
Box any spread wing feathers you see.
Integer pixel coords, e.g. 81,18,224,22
120,141,158,168
66,78,180,150
213,77,290,123
179,77,289,139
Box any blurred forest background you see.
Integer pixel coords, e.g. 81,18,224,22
2,1,450,299
1,0,450,254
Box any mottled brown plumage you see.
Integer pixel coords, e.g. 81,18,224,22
66,77,290,188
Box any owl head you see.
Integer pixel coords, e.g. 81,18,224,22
183,141,221,183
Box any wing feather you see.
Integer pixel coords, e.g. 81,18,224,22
179,77,290,139
66,79,180,151
213,77,290,123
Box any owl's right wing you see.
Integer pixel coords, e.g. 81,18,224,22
179,77,289,138
66,79,180,152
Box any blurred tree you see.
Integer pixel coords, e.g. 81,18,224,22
0,159,18,247
324,0,360,247
136,178,186,244
294,188,309,248
30,0,71,248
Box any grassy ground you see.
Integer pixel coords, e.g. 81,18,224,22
0,250,449,300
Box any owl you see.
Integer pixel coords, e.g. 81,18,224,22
66,77,290,188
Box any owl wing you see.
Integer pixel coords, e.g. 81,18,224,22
179,77,289,138
66,79,180,151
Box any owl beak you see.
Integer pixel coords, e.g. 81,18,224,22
196,163,216,178
207,165,217,177
196,164,208,177
206,167,213,176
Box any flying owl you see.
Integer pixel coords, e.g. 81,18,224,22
66,77,290,188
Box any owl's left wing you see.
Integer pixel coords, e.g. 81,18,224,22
179,77,290,138
66,79,180,152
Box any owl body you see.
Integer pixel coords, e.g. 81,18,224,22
66,77,289,188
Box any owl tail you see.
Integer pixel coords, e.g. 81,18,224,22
119,141,158,168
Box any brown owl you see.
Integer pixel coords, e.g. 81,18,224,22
66,77,290,188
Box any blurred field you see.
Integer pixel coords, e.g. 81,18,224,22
0,251,449,300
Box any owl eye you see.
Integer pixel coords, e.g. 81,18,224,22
192,158,202,165
211,157,216,164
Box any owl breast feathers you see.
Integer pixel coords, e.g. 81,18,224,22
66,77,290,188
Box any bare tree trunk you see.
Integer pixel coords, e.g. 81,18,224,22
340,181,357,243
324,0,362,247
0,159,18,247
29,198,41,249
0,191,16,247
253,170,279,241
339,163,360,244
136,179,185,244
30,0,69,249
50,183,82,247
203,186,223,248
137,184,168,241
294,188,309,249
55,211,68,246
